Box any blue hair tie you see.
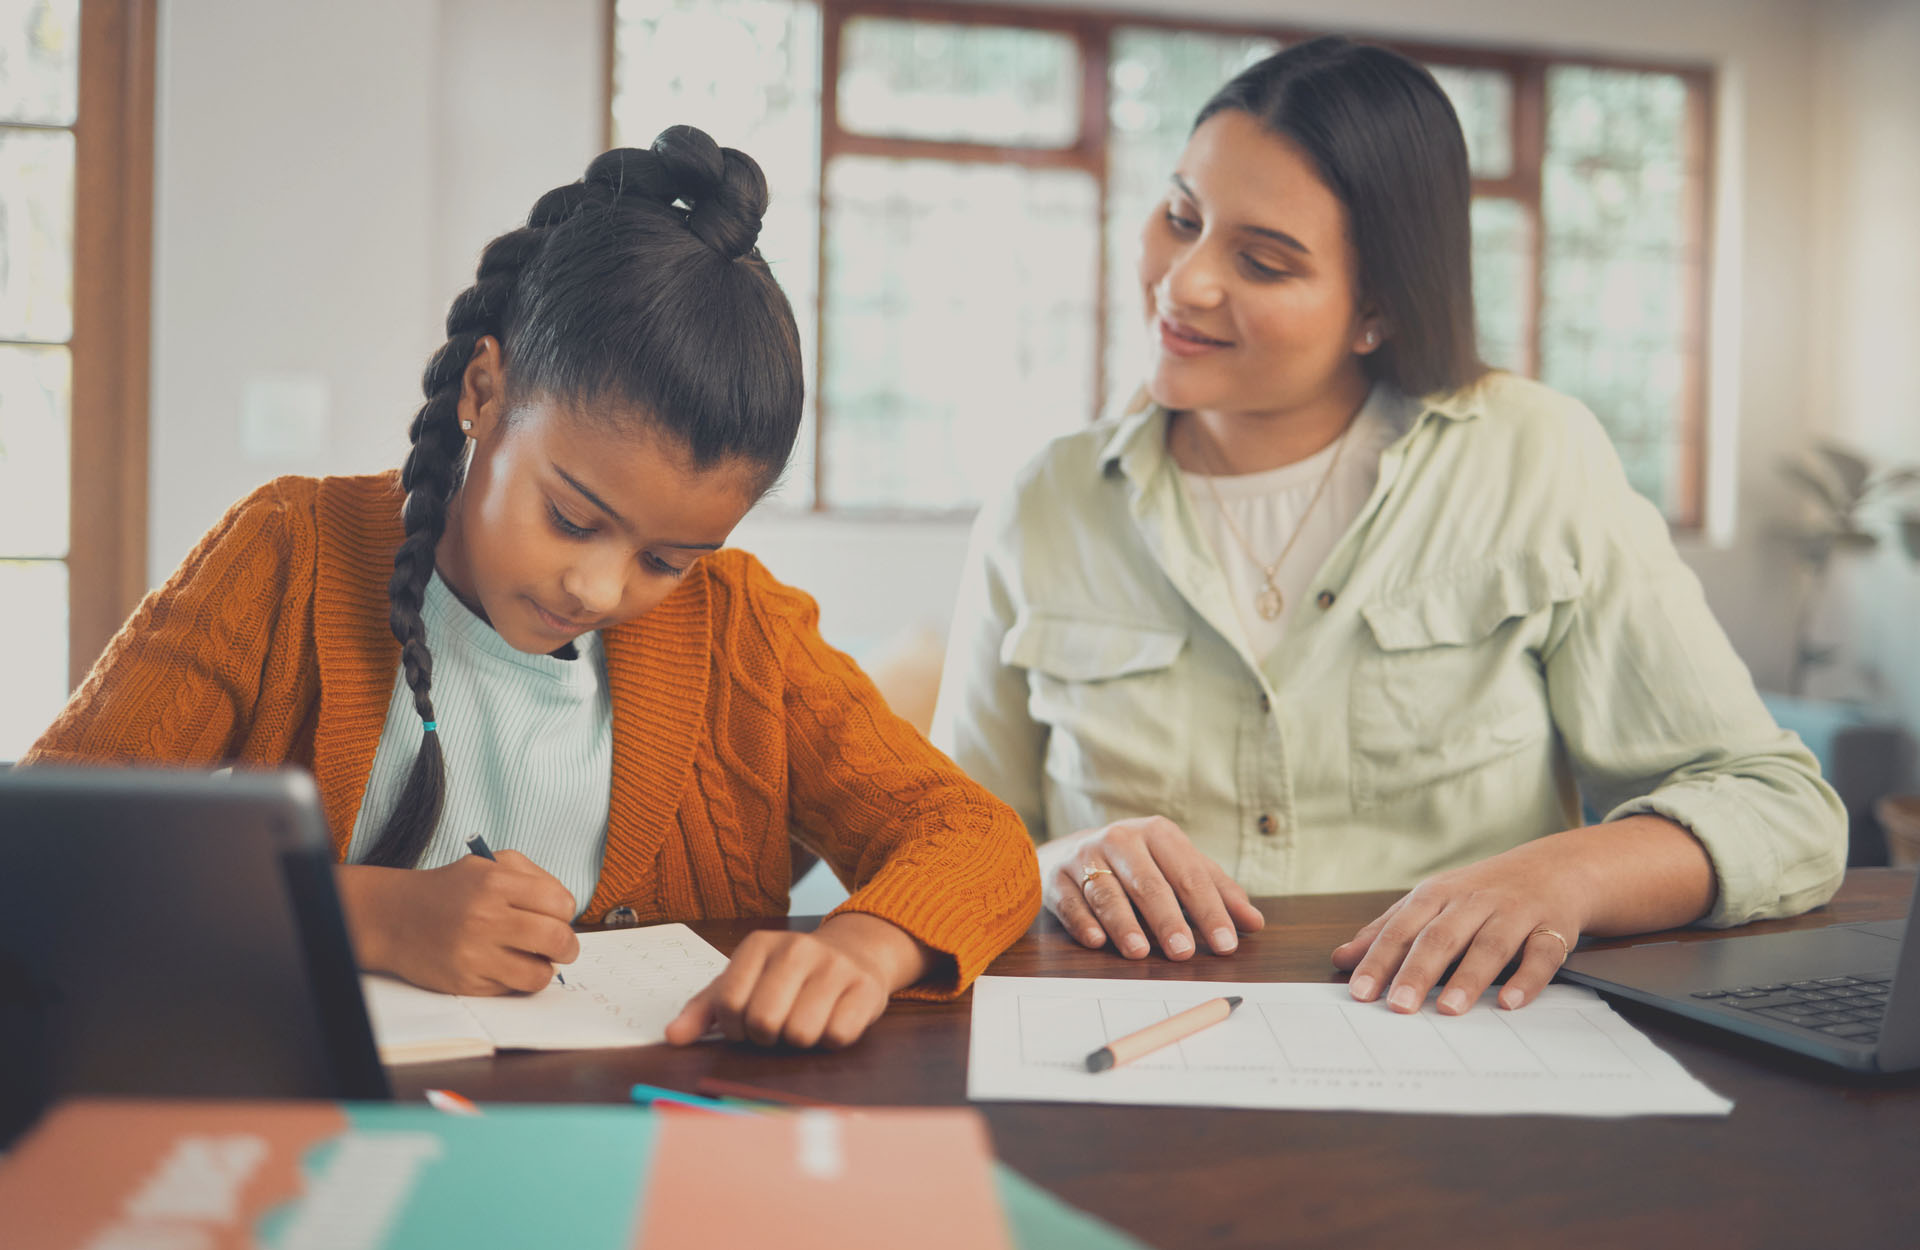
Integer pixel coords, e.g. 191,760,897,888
422,721,438,733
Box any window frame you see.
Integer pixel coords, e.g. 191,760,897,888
0,0,157,693
68,0,157,688
609,0,1716,529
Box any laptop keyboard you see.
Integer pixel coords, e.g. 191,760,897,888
1691,973,1892,1042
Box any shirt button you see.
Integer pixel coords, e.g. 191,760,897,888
1257,814,1277,836
604,905,639,927
1258,693,1271,714
1316,590,1337,609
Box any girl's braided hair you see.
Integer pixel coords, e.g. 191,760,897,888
361,125,803,870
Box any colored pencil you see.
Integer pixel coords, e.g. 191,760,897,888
424,1088,481,1116
693,1076,840,1108
629,1082,751,1115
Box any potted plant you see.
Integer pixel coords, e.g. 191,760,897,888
1777,441,1920,696
1777,442,1920,865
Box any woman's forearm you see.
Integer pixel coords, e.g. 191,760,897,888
1552,814,1717,936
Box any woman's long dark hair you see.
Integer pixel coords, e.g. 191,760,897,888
362,125,804,870
1196,36,1486,396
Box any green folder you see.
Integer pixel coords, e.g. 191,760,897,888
997,1163,1156,1250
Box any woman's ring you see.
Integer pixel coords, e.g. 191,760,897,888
1080,865,1117,888
1528,925,1572,963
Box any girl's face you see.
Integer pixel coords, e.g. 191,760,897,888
1138,109,1380,418
439,342,763,654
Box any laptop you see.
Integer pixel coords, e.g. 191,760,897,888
0,767,390,1144
1558,871,1920,1073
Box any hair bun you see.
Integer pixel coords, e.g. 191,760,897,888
643,125,769,261
578,129,770,259
583,146,678,206
688,148,769,260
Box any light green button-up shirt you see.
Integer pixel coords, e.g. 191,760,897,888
932,373,1845,927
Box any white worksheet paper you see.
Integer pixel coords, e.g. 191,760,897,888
967,978,1731,1118
363,922,728,1057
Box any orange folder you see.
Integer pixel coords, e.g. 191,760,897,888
637,1107,1012,1250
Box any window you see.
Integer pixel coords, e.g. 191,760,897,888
611,2,1712,523
0,0,154,759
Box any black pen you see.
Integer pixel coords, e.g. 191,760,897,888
464,834,565,985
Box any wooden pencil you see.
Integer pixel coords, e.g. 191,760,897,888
1086,996,1243,1072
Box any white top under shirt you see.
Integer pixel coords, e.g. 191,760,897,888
346,571,613,918
1178,384,1395,659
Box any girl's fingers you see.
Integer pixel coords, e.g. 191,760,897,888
1078,860,1153,959
493,852,578,921
737,940,821,1047
499,910,579,964
472,946,558,996
820,978,887,1050
1048,870,1109,948
1436,917,1534,1015
702,936,776,1042
669,935,891,1049
663,983,716,1046
777,970,846,1049
1498,928,1576,1010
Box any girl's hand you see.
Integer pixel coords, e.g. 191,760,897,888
335,851,580,996
1040,817,1265,960
1330,841,1588,1015
663,912,931,1049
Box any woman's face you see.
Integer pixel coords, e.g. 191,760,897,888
439,341,762,655
1138,109,1379,418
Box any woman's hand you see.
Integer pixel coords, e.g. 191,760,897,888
1040,817,1265,960
1331,844,1585,1014
663,912,931,1050
1330,818,1714,1014
335,851,580,996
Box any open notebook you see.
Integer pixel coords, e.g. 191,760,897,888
361,923,729,1064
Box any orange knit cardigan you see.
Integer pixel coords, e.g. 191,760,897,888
27,473,1040,996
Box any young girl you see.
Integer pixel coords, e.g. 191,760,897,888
29,126,1039,1049
934,39,1844,1016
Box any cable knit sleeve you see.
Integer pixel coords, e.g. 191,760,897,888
23,478,319,769
755,567,1040,999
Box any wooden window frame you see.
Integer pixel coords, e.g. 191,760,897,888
609,0,1715,529
68,0,156,686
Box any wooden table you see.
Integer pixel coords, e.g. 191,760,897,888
389,869,1920,1250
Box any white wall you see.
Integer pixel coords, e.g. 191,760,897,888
152,1,433,570
146,0,1915,718
149,0,604,579
1805,0,1920,737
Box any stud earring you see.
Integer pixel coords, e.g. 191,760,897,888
1362,329,1378,349
461,419,474,432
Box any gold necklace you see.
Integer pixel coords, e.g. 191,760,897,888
1189,414,1356,621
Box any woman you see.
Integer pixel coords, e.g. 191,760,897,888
933,38,1843,1017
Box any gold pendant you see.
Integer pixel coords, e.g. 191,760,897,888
1256,584,1284,620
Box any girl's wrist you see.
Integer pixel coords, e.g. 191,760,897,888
814,911,933,991
333,864,401,974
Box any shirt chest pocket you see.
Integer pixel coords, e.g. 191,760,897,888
1349,555,1578,808
1003,613,1188,815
